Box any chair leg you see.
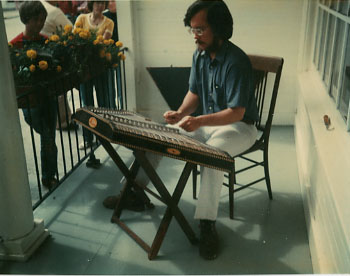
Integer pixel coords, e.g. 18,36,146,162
263,147,273,200
229,164,235,219
192,165,197,199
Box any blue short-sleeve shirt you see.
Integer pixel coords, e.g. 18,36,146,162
189,41,259,122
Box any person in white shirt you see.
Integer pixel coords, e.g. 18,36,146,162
40,0,75,130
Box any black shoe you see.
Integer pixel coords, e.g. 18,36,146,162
103,189,148,212
42,177,58,190
199,220,219,260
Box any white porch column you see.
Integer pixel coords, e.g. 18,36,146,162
0,3,49,262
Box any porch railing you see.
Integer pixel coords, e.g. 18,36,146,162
16,50,127,209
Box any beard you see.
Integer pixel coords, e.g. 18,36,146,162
196,36,222,54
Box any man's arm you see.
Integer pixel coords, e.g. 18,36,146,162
179,107,245,132
163,90,199,124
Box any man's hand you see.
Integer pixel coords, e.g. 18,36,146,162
178,116,201,132
163,110,183,125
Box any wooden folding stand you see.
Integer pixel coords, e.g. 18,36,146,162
73,107,235,260
98,138,197,260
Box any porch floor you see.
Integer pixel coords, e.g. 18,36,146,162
0,126,313,274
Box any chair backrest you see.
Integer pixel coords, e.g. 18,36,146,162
248,54,284,142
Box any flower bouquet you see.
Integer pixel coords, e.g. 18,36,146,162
8,24,125,107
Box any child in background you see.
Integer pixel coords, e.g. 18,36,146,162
11,1,58,190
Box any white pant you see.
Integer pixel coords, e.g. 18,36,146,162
131,122,257,221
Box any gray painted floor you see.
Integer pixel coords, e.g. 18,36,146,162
0,126,313,274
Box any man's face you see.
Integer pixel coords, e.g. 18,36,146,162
189,9,214,52
26,13,46,35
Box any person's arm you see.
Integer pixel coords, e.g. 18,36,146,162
103,19,114,39
163,90,199,125
178,107,245,132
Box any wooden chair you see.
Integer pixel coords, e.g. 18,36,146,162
192,54,284,219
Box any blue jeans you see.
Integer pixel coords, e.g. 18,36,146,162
80,73,110,143
23,99,58,181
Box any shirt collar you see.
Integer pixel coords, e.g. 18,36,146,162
199,40,229,63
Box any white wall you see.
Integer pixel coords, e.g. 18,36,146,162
117,0,304,123
296,70,350,273
294,0,350,273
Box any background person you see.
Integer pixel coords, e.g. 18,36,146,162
40,0,76,131
74,1,114,149
11,1,58,190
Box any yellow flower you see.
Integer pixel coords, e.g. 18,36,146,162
56,65,62,73
45,39,49,44
38,60,48,70
105,52,112,61
16,53,20,57
73,27,82,35
99,50,106,58
109,39,114,44
115,41,123,47
26,49,37,60
79,31,88,39
118,52,126,60
85,30,91,38
68,35,73,40
50,34,60,42
29,64,36,72
63,41,67,46
64,24,72,33
75,22,82,28
8,42,13,48
93,40,99,45
103,39,110,45
97,35,103,42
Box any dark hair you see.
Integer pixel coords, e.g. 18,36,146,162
19,1,47,24
184,0,233,40
87,1,109,12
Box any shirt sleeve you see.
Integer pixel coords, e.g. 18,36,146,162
74,14,84,28
225,61,252,109
104,18,114,35
10,33,23,48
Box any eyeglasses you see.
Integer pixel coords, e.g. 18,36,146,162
188,27,207,36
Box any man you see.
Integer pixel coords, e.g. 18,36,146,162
104,0,259,260
40,0,75,131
